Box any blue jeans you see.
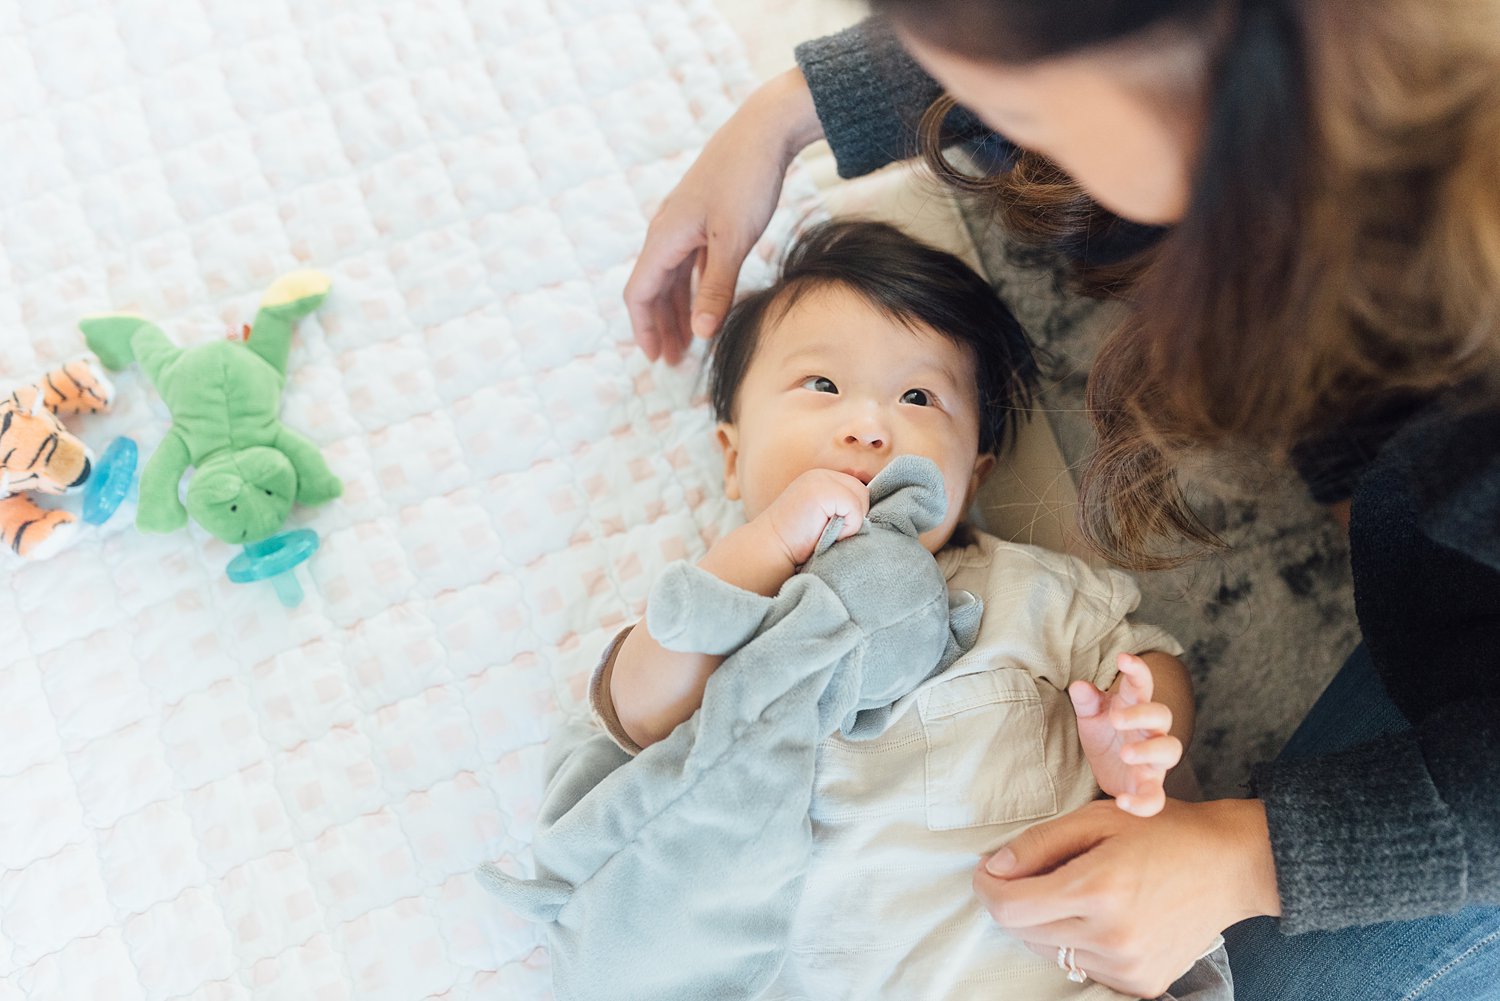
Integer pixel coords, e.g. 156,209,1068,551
1223,645,1500,1000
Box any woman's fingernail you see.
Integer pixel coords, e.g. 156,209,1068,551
986,848,1016,876
691,312,716,338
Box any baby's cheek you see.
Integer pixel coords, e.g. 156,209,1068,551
739,466,793,524
917,504,963,554
946,472,971,520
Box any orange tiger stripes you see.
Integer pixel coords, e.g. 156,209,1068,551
1,355,116,559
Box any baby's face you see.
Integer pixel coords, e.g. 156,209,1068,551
717,283,993,554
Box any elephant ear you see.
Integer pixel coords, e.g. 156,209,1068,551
645,562,775,654
475,864,571,923
865,455,947,539
839,589,983,742
940,590,984,672
811,514,846,559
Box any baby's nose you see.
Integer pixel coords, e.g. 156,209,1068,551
839,401,891,449
843,427,887,449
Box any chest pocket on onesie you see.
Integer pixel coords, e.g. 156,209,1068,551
920,669,1058,831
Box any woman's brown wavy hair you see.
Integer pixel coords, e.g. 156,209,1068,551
876,0,1500,569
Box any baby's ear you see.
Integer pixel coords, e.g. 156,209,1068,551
966,453,996,506
714,423,741,501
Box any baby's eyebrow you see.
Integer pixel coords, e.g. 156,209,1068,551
928,362,967,390
897,359,966,392
777,344,968,393
777,344,837,367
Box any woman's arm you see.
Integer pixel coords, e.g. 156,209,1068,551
1254,401,1500,933
975,404,1500,995
623,67,819,362
794,17,995,179
625,17,1002,357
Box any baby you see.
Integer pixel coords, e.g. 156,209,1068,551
590,221,1230,1000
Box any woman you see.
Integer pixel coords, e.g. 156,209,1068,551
623,1,1500,998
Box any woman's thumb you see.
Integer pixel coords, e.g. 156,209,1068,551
984,811,1105,878
691,245,743,339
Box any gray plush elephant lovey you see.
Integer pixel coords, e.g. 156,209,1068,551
480,454,982,1001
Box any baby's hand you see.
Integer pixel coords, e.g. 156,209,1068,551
757,468,870,567
1070,653,1183,817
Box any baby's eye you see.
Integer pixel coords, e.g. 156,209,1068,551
901,388,932,406
801,376,838,394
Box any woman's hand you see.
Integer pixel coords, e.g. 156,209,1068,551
1071,653,1183,816
623,68,824,364
975,798,1281,998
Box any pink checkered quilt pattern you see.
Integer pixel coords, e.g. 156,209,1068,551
0,0,820,997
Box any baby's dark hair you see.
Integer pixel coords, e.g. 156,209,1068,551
708,220,1040,456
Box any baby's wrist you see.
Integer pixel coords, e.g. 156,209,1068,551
755,505,813,568
698,519,800,597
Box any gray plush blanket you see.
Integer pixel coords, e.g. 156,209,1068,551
479,454,982,1000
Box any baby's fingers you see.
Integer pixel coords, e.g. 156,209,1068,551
1109,701,1172,735
1119,734,1183,769
1114,652,1155,704
831,480,870,540
834,511,864,541
1115,777,1166,817
1067,680,1106,720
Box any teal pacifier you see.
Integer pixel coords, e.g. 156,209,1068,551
225,528,320,607
82,436,138,525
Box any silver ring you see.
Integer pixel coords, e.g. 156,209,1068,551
1056,945,1088,983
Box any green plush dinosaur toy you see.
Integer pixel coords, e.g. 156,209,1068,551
80,271,342,545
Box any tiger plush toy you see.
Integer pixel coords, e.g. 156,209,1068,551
0,356,115,558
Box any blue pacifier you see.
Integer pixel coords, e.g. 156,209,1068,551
225,528,320,607
82,436,138,525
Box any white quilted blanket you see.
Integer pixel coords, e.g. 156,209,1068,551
0,1,818,997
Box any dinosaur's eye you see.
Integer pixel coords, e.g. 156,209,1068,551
264,489,273,496
230,505,238,512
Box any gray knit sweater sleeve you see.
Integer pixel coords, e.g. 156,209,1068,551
1252,735,1472,933
793,16,995,179
1253,400,1500,934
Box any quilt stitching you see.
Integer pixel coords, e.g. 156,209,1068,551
0,0,822,997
